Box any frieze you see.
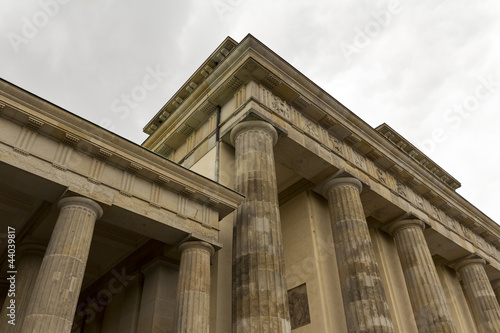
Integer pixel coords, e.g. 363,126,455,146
376,167,388,185
303,120,319,139
351,149,367,171
396,180,407,198
271,95,291,119
252,85,500,262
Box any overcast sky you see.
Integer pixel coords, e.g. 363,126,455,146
1,0,499,223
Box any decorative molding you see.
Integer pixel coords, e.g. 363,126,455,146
344,134,362,146
88,158,105,184
13,127,38,156
52,142,73,171
261,73,282,90
27,116,44,130
119,171,135,196
366,149,382,161
224,75,243,93
318,115,339,129
63,133,80,146
291,95,311,111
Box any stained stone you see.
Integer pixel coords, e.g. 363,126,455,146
21,197,102,333
174,241,214,333
454,256,500,333
322,177,394,333
230,120,291,333
389,219,457,332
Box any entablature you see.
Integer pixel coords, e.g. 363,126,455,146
0,81,243,222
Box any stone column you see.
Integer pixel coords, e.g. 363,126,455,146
173,241,214,333
230,120,291,332
22,196,103,333
454,256,500,332
0,243,46,332
321,177,394,332
388,219,456,332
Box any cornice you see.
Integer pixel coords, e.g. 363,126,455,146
0,80,243,219
376,123,460,190
143,37,238,136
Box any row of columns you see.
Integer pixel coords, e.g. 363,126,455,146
2,118,500,333
0,196,216,333
321,176,500,332
230,119,500,333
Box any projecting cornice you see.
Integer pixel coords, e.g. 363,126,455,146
0,79,243,219
376,123,461,190
143,37,238,135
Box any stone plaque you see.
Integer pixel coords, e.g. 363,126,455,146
288,283,311,329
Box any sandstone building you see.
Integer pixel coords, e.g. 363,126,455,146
1,34,500,332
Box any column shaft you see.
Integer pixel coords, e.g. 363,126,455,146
323,177,394,332
22,197,102,333
389,219,456,332
174,241,214,333
231,120,290,332
0,244,45,332
455,257,500,332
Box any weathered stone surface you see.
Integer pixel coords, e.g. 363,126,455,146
0,244,45,332
174,241,214,333
288,283,311,329
231,120,291,333
21,197,102,333
322,177,394,332
389,219,457,332
454,256,500,333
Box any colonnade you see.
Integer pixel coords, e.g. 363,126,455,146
229,119,500,333
2,119,500,333
0,197,215,333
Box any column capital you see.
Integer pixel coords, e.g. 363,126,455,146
230,120,278,146
387,218,425,237
318,176,363,198
453,254,487,272
58,196,103,219
179,241,215,256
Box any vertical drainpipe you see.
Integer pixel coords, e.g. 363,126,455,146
215,105,221,182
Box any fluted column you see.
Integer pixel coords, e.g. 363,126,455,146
174,241,214,333
0,243,46,332
388,219,456,332
22,196,103,333
230,120,291,333
454,256,500,332
322,177,394,332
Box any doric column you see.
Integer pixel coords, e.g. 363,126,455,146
0,243,45,332
22,196,103,333
174,241,214,333
321,177,394,332
388,219,456,332
454,256,500,332
230,120,291,332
